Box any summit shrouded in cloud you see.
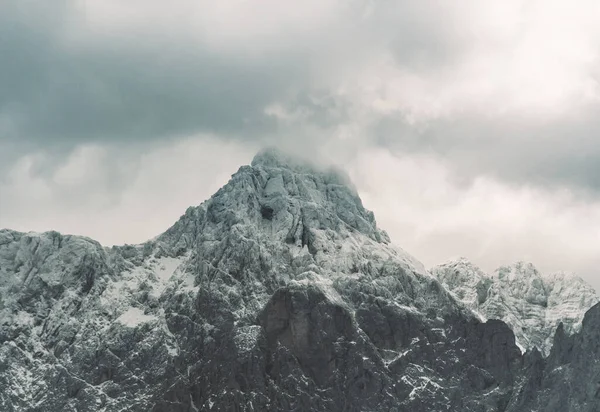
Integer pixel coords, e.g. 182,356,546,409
1,0,600,288
2,149,599,411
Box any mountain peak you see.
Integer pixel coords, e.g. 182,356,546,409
250,147,353,187
437,256,484,270
431,257,489,282
154,148,424,279
251,147,300,169
495,261,542,282
434,257,599,355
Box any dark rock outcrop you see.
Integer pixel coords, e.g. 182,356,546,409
506,302,600,412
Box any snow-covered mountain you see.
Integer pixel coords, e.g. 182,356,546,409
431,258,598,355
1,149,600,412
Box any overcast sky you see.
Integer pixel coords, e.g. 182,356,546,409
2,1,600,287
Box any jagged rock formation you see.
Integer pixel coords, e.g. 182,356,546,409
431,258,598,355
0,149,597,411
505,302,600,412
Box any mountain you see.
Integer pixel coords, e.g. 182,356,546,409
506,301,600,411
0,148,598,411
432,258,598,355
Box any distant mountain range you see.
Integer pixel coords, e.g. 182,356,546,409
432,258,598,356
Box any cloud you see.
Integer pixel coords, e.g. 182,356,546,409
4,1,600,144
346,148,600,288
0,0,326,147
370,110,600,194
0,137,257,244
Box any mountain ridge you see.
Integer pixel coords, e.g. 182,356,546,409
0,149,599,411
431,257,598,355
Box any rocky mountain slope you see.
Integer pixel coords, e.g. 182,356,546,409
1,149,599,411
432,258,598,355
506,301,600,412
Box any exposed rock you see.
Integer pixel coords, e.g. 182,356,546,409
505,302,600,412
432,258,598,355
0,149,596,411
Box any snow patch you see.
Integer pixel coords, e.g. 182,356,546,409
149,256,182,297
116,307,156,327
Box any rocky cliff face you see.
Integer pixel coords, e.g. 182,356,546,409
0,149,597,411
432,259,598,356
505,301,600,412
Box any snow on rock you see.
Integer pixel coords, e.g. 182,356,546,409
432,259,598,355
431,257,491,319
116,307,157,327
0,148,583,411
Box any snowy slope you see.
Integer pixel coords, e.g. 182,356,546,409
432,259,598,355
0,148,597,411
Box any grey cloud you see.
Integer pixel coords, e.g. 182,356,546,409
373,109,600,195
3,0,600,200
0,1,468,150
379,4,470,70
0,1,312,149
